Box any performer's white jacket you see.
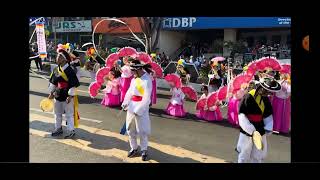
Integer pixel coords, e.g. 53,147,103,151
122,72,153,135
236,113,273,163
170,87,185,105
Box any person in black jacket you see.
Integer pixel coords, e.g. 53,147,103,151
33,48,43,71
235,78,281,163
48,48,80,138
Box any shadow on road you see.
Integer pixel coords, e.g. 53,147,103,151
30,90,101,105
30,120,204,163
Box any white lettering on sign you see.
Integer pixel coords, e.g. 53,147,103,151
54,20,92,32
172,18,181,27
163,17,197,28
190,17,196,27
181,18,189,27
277,18,291,25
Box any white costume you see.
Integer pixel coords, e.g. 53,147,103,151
236,89,274,163
122,72,153,151
170,87,185,105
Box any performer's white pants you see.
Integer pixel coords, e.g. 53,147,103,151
54,99,74,132
126,111,151,151
236,133,268,163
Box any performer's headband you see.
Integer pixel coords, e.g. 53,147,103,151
58,53,67,60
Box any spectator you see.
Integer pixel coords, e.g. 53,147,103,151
32,48,43,72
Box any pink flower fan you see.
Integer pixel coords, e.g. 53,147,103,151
117,47,137,58
137,52,152,64
88,82,101,98
196,98,207,110
96,67,111,84
206,92,218,108
105,53,120,68
181,86,198,101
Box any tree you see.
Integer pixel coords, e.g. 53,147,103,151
138,17,164,53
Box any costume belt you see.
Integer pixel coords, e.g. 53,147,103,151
132,95,142,102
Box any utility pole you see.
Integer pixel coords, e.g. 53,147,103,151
53,17,57,47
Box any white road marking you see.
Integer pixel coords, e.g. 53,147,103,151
30,113,227,163
30,108,102,123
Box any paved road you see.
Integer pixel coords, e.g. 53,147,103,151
29,68,290,163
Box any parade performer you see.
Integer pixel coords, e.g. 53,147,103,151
176,60,190,85
101,67,121,107
120,56,134,102
121,59,153,161
165,74,186,117
84,57,100,83
235,77,281,163
208,62,222,92
272,73,291,134
196,85,223,121
48,48,80,138
84,47,100,83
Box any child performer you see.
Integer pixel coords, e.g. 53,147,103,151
101,68,121,107
166,82,186,117
196,85,223,121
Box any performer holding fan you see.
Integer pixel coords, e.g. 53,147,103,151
196,85,223,121
235,77,281,163
164,74,186,117
47,48,80,139
101,68,121,107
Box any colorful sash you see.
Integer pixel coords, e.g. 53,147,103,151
249,89,265,114
56,65,80,127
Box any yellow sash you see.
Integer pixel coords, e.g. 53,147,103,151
56,65,80,127
58,66,69,82
249,89,265,114
135,78,144,95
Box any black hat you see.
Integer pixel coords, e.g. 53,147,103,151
129,59,144,70
259,77,281,92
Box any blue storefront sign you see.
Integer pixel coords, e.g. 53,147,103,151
162,17,291,30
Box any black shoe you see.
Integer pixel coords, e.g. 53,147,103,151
127,149,139,158
141,150,149,161
64,130,75,139
51,127,63,137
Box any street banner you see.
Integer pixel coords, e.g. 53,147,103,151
36,21,47,59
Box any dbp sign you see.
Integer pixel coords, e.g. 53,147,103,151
163,17,197,28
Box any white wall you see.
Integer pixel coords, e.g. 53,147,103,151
158,30,186,56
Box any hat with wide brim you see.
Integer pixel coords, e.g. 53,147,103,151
259,77,281,92
129,59,145,70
